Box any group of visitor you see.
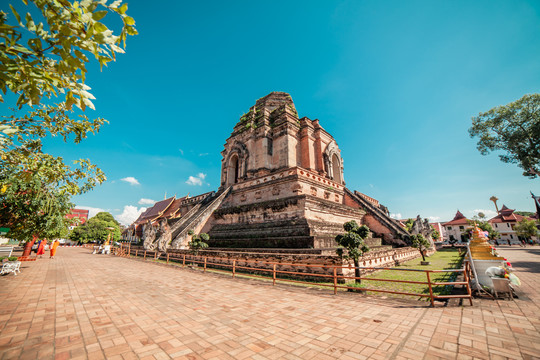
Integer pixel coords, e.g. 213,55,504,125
35,239,60,259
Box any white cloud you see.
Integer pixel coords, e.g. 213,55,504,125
428,216,441,222
179,149,184,155
120,176,140,186
390,213,402,220
199,153,209,156
186,173,206,186
138,198,156,205
115,205,147,226
76,206,106,219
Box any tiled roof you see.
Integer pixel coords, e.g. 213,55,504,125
162,197,185,219
443,210,469,226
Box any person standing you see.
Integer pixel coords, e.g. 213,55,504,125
50,240,60,259
36,239,47,258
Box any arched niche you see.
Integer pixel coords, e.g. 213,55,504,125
221,142,249,187
323,140,344,185
331,153,342,184
227,154,239,185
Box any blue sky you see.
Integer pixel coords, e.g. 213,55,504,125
9,0,540,225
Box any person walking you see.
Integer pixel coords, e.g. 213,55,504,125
50,240,60,259
36,239,47,258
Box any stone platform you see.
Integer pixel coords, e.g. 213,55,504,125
1,246,539,359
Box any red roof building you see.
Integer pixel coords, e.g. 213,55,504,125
442,210,469,243
488,205,536,244
66,209,89,230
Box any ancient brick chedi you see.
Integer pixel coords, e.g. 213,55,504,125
133,92,409,251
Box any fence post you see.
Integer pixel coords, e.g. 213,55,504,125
144,250,147,260
273,264,276,286
154,251,157,260
333,267,337,295
135,249,138,257
233,260,236,278
204,257,207,272
167,253,170,264
183,254,185,267
463,265,473,306
426,271,435,307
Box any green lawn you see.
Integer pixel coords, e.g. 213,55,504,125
350,248,465,300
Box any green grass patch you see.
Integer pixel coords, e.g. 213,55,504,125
350,248,465,300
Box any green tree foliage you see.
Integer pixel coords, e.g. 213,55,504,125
1,171,72,241
514,211,535,217
69,211,121,243
187,230,209,255
431,229,440,241
335,220,370,285
410,234,430,262
0,0,137,243
514,218,539,240
469,94,540,178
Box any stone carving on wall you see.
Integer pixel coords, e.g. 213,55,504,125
291,183,302,193
272,186,280,196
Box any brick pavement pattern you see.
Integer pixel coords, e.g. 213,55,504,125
0,246,539,359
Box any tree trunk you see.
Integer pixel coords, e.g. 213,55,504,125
354,259,361,284
22,235,38,257
421,249,426,262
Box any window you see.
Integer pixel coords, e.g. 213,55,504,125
459,226,464,230
447,226,452,230
507,223,510,228
510,234,513,239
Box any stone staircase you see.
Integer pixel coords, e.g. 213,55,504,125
169,187,232,249
345,188,410,242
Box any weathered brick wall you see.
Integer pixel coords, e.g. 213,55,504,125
131,246,426,282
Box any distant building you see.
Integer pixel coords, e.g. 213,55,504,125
488,205,537,244
66,209,89,231
442,210,469,243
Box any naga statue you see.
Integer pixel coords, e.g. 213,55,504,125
155,219,172,252
411,215,435,248
142,220,157,250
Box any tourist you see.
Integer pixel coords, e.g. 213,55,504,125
50,240,60,259
36,239,47,258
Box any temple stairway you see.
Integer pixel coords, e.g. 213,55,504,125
169,187,232,249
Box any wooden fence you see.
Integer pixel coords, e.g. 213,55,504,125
113,244,472,307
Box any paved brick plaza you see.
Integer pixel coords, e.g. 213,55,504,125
1,246,539,360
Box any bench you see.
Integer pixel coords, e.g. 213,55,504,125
0,247,13,258
1,261,21,276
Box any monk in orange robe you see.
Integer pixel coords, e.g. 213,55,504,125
36,239,47,258
50,240,60,259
